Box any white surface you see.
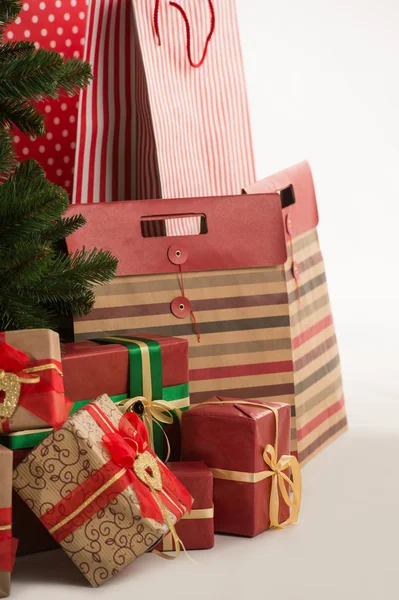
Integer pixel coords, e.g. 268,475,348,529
11,1,399,598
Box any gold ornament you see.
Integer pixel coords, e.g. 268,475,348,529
0,370,22,421
133,451,162,491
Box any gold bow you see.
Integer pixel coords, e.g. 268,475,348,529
192,400,302,529
262,443,301,528
119,396,182,462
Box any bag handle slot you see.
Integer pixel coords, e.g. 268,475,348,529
141,213,208,238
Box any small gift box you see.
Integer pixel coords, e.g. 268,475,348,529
181,397,302,537
0,329,71,434
13,395,192,587
62,334,190,460
154,462,214,552
0,446,18,598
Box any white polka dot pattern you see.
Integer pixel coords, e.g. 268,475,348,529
4,0,87,197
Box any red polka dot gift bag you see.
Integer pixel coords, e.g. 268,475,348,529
5,0,88,196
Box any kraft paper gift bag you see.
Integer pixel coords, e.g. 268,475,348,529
242,161,347,462
66,162,347,464
72,0,255,208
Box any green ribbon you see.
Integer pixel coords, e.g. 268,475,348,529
0,383,189,452
95,336,173,457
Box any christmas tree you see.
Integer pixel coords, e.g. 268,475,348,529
0,0,118,332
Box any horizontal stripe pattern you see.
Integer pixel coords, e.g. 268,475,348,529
75,264,295,435
285,228,346,462
74,227,346,464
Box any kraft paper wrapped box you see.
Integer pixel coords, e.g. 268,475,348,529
0,329,71,433
154,461,214,552
13,395,192,587
0,446,18,598
181,398,302,537
62,334,190,461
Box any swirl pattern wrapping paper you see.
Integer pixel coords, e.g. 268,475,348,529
13,395,189,587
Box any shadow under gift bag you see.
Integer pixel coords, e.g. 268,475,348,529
73,0,255,206
66,172,346,465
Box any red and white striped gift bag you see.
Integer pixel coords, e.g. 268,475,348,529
73,0,256,228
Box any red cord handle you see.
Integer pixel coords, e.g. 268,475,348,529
154,0,215,68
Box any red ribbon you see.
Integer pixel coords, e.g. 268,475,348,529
0,339,71,430
40,404,192,543
0,508,18,573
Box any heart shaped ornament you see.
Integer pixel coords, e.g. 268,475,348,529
0,370,21,421
133,451,163,491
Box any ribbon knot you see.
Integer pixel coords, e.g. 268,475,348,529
0,341,66,425
85,404,191,561
120,396,180,462
262,443,302,529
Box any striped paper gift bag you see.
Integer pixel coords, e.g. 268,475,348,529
66,165,347,464
72,0,255,218
243,162,347,462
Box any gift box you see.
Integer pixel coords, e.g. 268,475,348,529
0,446,18,598
9,450,59,557
13,394,192,587
0,329,71,434
154,462,214,552
181,398,301,537
62,334,190,460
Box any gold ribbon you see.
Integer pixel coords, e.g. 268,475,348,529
161,507,214,552
191,400,302,529
119,396,183,462
0,525,12,532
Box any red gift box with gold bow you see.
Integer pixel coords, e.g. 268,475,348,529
0,329,71,434
182,397,302,537
13,394,192,587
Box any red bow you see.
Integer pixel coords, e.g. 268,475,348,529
85,407,192,524
102,412,149,468
0,339,71,429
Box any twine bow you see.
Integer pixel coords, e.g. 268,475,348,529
120,396,181,462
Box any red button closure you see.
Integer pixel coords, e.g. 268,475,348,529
286,214,293,235
292,260,300,282
168,244,188,265
171,296,192,319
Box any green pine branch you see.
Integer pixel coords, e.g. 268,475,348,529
0,40,34,62
0,97,45,135
0,1,111,334
39,214,87,244
0,0,21,35
0,159,118,332
0,128,15,179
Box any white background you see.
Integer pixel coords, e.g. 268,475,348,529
12,1,399,599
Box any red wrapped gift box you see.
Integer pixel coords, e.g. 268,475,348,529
181,397,301,537
154,461,214,552
62,334,190,461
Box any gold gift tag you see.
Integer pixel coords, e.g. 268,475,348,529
0,370,22,420
133,451,162,491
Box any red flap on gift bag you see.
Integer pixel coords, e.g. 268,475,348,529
66,193,287,276
243,161,319,238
